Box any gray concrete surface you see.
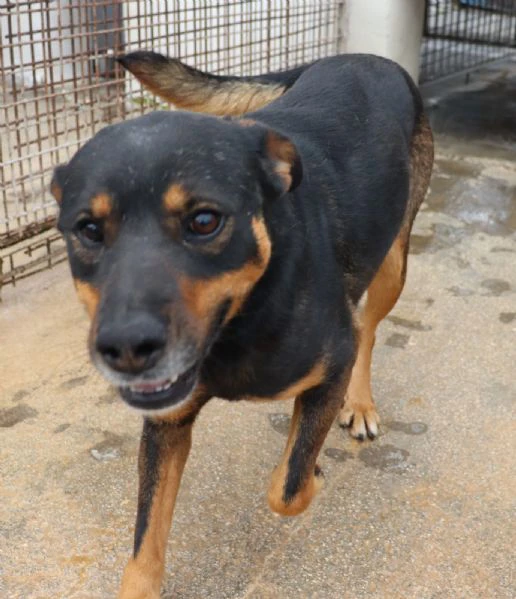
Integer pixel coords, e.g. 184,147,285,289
1,61,515,599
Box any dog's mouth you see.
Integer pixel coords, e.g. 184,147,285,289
119,362,198,412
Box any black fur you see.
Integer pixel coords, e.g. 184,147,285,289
133,419,161,557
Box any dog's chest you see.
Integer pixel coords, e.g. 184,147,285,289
201,316,342,402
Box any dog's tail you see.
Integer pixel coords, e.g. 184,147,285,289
117,51,308,116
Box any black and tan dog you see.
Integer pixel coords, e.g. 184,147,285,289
51,51,433,598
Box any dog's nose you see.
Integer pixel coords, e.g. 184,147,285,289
96,314,167,375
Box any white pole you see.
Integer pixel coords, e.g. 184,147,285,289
338,0,426,82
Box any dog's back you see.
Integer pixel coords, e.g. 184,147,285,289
248,55,421,296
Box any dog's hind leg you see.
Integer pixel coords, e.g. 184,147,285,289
118,418,193,599
339,234,408,439
340,114,434,440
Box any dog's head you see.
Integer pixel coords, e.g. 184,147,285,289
52,111,301,414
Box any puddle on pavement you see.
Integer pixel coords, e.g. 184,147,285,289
385,421,428,435
447,285,475,297
428,76,516,146
418,74,516,253
387,316,432,331
434,158,480,179
428,174,516,237
0,403,38,428
359,444,410,473
60,375,89,390
268,413,291,436
54,423,71,433
480,278,511,296
385,333,409,349
499,312,516,324
96,389,118,406
324,447,353,462
89,431,133,461
410,223,469,255
12,390,29,402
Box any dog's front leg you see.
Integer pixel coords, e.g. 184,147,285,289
118,418,192,599
267,376,346,517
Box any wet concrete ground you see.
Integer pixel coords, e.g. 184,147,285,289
1,60,515,598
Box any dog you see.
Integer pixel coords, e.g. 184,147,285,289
51,51,433,598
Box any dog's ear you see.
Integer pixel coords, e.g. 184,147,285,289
239,120,302,198
50,164,68,204
261,129,303,197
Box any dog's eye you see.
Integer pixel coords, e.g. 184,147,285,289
76,219,104,245
187,211,223,238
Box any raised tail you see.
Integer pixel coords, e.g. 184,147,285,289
117,51,309,116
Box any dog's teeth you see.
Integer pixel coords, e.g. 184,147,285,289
153,383,167,393
128,376,181,395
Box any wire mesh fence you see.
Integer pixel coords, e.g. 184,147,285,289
4,1,516,292
420,0,516,83
0,0,340,292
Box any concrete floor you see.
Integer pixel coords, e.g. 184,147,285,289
1,61,515,599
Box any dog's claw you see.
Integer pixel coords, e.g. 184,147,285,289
339,402,380,440
339,409,353,428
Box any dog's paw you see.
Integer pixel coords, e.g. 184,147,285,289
118,560,161,599
339,399,380,440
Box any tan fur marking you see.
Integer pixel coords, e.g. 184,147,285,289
277,360,326,400
90,193,120,243
266,132,298,191
118,426,192,599
268,464,324,517
163,183,189,213
90,193,113,219
238,118,257,127
179,260,263,326
268,365,348,517
267,399,304,516
266,131,298,165
179,217,271,327
251,216,272,268
402,113,435,234
340,236,404,436
153,384,209,426
248,359,326,404
266,360,328,516
74,280,100,319
174,81,285,116
122,57,285,116
50,180,62,203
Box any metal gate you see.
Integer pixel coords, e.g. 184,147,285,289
0,1,340,294
420,0,516,83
